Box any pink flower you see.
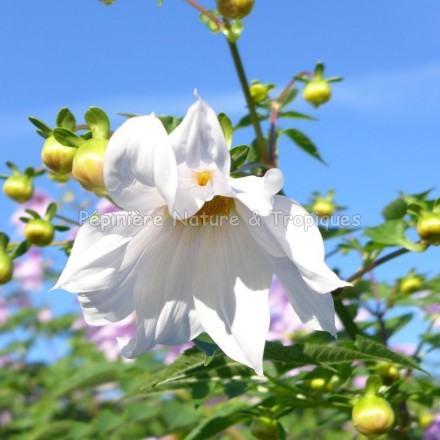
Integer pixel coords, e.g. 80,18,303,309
37,308,52,323
424,414,440,440
267,278,308,343
10,189,52,233
86,314,137,361
96,198,118,214
14,249,46,291
0,298,8,325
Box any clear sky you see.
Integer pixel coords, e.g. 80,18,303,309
1,1,439,293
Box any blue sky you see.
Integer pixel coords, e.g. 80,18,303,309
1,1,439,321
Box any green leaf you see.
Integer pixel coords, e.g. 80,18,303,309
135,348,253,397
218,113,233,148
185,401,253,440
84,106,110,139
278,87,299,108
10,240,31,259
355,335,424,371
28,116,52,135
278,110,317,121
282,128,327,164
382,197,408,220
44,202,58,220
25,209,41,219
56,107,76,131
55,364,122,396
157,115,181,134
364,219,425,251
234,113,268,130
230,145,249,172
53,128,85,148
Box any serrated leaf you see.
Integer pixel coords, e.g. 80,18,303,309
355,335,424,371
28,116,52,135
185,401,253,440
382,197,408,220
230,145,249,172
84,106,110,139
218,113,233,148
53,128,85,148
282,128,327,164
56,107,76,131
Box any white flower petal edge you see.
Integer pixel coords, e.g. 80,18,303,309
104,115,177,211
192,221,272,375
118,221,204,358
170,99,232,218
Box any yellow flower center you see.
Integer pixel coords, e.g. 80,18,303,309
194,196,232,218
197,171,211,187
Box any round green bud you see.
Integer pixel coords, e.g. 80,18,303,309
250,83,269,103
24,219,55,247
352,395,395,437
72,138,108,196
216,0,255,20
376,363,400,385
0,252,13,284
400,274,422,295
417,213,440,245
419,413,434,429
3,175,34,203
303,79,332,108
310,377,326,390
313,199,335,218
41,135,77,174
250,417,279,440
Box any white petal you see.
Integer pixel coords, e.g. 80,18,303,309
104,115,177,211
169,98,230,176
56,209,167,325
118,221,204,358
192,221,272,376
172,164,232,219
243,195,351,293
230,168,284,216
270,256,338,336
54,212,135,293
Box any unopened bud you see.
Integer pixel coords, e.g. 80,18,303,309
216,0,255,20
3,175,34,203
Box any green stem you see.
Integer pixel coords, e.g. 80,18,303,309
334,298,361,340
333,247,410,299
227,41,269,165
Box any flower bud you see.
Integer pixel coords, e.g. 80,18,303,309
417,213,440,245
249,81,273,103
41,135,77,174
250,417,279,440
400,273,422,294
216,0,255,20
303,79,332,108
352,395,395,437
0,253,13,285
24,219,55,247
313,199,335,218
376,363,400,386
72,138,108,196
3,175,34,203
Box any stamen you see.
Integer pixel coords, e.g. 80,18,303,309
194,196,232,218
197,171,211,186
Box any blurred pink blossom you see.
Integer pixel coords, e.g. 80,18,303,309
424,413,440,440
14,249,47,291
37,308,52,323
86,314,137,361
96,197,118,214
0,298,8,325
10,189,52,233
267,278,308,343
